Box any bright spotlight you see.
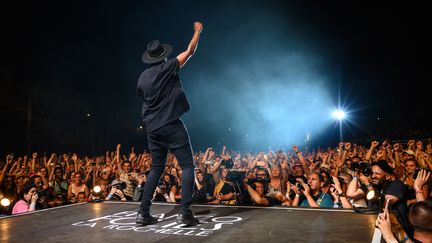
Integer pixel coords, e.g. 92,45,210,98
366,188,376,200
332,110,346,120
93,186,102,193
1,198,10,207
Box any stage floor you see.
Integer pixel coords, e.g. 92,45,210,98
0,201,377,242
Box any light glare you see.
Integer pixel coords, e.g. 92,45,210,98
333,110,346,120
93,186,101,193
1,198,11,207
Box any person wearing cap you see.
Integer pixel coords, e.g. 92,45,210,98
370,160,412,240
136,21,203,226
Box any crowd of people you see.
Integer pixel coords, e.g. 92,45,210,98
1,140,431,242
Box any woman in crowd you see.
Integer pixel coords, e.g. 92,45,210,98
67,172,89,202
400,158,429,206
12,182,38,214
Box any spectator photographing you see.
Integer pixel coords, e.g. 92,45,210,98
12,182,38,215
292,172,333,208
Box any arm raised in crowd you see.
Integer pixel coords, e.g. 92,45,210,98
346,173,366,199
176,21,203,69
211,158,223,183
245,184,269,206
337,142,344,161
70,153,78,174
413,169,430,202
293,145,310,176
23,155,28,171
116,144,122,174
0,154,13,185
386,145,397,168
331,176,352,208
31,152,37,175
46,153,55,176
48,162,56,183
201,147,211,165
365,141,379,162
393,143,401,167
340,142,352,166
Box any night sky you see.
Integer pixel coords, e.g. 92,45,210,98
1,1,430,155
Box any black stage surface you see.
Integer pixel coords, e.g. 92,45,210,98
0,201,378,242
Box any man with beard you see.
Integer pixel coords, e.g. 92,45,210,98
370,160,412,239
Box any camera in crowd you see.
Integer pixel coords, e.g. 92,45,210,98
157,183,166,191
327,176,346,186
37,189,47,198
289,175,308,185
112,181,127,191
350,162,372,177
296,182,305,191
288,175,299,185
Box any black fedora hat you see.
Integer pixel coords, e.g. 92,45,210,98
141,40,172,64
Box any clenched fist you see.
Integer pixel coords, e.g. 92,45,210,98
194,21,203,33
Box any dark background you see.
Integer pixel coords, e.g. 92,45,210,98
1,1,430,156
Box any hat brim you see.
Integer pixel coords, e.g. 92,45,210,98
141,44,172,64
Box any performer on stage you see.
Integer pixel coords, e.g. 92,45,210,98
136,21,203,226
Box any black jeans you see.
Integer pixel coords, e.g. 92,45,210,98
140,119,195,214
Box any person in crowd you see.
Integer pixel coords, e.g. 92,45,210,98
208,165,236,205
116,144,138,201
292,172,334,208
245,179,279,206
192,169,208,203
152,173,177,203
0,175,19,207
12,182,38,215
67,172,89,202
267,165,286,197
370,160,412,239
346,171,369,207
408,201,432,243
49,166,68,201
133,171,147,201
400,158,428,205
105,180,127,201
328,176,352,208
76,191,87,203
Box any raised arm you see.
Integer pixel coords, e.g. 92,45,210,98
0,155,13,185
365,141,379,162
31,152,37,175
245,184,269,206
116,144,123,174
176,21,203,68
293,145,310,176
413,169,430,202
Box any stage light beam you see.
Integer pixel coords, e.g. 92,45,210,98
332,110,346,120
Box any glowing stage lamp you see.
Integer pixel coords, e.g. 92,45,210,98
93,186,102,194
1,198,10,207
89,186,103,203
366,188,376,200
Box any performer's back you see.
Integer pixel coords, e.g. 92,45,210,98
137,58,190,132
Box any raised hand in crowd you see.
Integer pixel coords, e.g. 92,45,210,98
413,169,430,202
376,202,398,243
